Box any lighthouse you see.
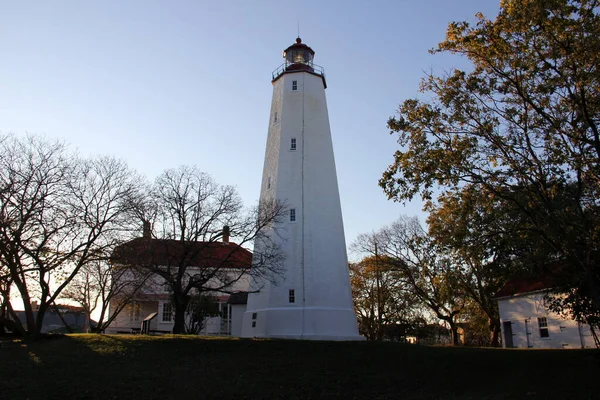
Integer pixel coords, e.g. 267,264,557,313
241,38,362,340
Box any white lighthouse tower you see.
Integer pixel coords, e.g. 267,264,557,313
241,38,362,340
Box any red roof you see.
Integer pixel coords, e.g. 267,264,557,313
494,275,555,298
112,237,252,269
495,261,568,298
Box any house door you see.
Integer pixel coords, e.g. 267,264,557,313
220,303,231,335
525,319,533,348
503,321,514,348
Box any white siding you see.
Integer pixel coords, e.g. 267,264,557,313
105,266,250,336
498,291,595,349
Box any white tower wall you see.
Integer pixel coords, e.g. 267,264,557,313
241,48,362,340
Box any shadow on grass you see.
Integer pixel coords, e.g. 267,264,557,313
2,334,599,399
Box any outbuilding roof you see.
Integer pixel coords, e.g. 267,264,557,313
494,275,554,298
494,261,568,299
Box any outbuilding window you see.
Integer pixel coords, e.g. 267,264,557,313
538,317,549,338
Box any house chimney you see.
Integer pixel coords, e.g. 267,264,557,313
222,225,230,243
143,220,152,239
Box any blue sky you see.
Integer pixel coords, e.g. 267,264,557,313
0,1,500,260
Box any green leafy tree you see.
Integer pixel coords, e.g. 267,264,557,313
184,292,220,335
380,0,600,329
349,255,419,341
426,185,528,346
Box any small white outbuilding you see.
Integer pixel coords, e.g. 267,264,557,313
496,276,596,349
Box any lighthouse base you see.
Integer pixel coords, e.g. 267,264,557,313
241,306,365,341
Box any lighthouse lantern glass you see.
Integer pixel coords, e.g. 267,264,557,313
285,49,313,66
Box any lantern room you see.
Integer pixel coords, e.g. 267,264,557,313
272,37,326,88
283,37,315,69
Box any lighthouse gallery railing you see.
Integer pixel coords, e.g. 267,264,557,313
272,63,326,82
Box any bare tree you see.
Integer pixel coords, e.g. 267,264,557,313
62,260,151,332
0,134,142,338
0,266,12,335
354,216,465,345
113,165,286,334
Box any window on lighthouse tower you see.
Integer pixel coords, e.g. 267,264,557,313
290,208,296,222
292,80,298,91
290,138,297,150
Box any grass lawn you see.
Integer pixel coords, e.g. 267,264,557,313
1,334,599,399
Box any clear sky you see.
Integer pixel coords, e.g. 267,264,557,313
0,0,501,260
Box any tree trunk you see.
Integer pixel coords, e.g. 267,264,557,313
376,315,384,341
52,303,74,333
5,302,26,337
33,304,48,340
0,297,6,336
490,320,501,347
172,294,189,334
12,278,36,335
448,321,459,346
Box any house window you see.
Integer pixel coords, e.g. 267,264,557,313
290,208,296,222
162,302,173,322
290,138,297,150
252,312,257,328
538,317,549,338
128,302,141,322
292,80,297,90
289,289,295,303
